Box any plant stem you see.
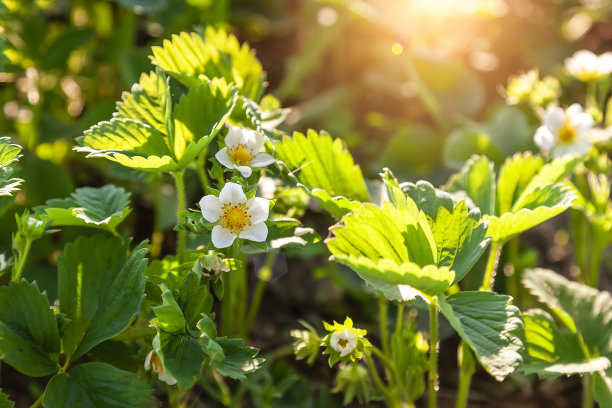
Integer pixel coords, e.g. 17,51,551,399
379,294,390,358
479,242,502,291
582,374,594,408
30,393,43,408
395,303,405,333
587,80,598,113
428,297,439,408
172,170,187,264
195,151,210,193
244,250,277,337
365,352,390,397
588,228,605,288
12,238,32,281
455,343,476,408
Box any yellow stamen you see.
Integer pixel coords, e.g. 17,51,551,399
337,338,348,349
229,143,254,167
220,203,252,234
558,119,577,144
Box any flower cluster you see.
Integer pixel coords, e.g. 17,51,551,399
534,104,594,158
321,317,371,367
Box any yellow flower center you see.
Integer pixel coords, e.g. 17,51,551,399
220,203,252,233
558,119,578,144
150,352,164,373
337,338,349,349
229,144,254,167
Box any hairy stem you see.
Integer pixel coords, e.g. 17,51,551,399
479,242,502,291
196,151,210,193
428,297,439,408
172,170,187,264
12,238,32,282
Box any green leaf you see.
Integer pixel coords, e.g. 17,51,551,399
402,180,457,218
0,390,14,408
594,371,612,407
152,285,186,334
485,184,576,243
522,309,609,376
153,331,205,389
276,130,370,202
58,235,148,362
43,362,151,408
309,188,362,219
215,337,263,380
150,28,265,120
496,153,544,215
444,155,495,215
523,269,612,359
0,279,60,377
0,137,23,196
38,185,131,233
438,291,523,381
76,72,237,173
241,217,320,254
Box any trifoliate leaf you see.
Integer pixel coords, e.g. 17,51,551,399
522,309,609,376
38,185,131,233
0,280,60,377
58,235,148,362
276,130,369,209
43,362,151,408
438,291,523,381
214,337,263,380
76,72,237,173
150,29,265,120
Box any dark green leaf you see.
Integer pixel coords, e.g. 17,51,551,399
153,331,205,389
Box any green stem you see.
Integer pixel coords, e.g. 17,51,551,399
379,294,390,358
172,170,187,264
212,369,235,407
479,242,502,291
455,367,472,408
583,374,594,408
505,238,520,303
30,393,43,408
428,297,439,408
220,270,233,336
196,151,210,193
455,343,476,408
244,250,277,337
587,80,598,113
395,303,405,333
235,251,247,337
588,228,605,288
12,238,32,282
365,352,390,396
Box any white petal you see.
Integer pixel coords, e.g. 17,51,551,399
239,222,268,242
215,148,235,170
250,130,267,153
543,107,565,133
144,351,153,370
212,225,237,248
158,371,177,385
219,182,247,204
225,125,244,148
566,103,585,117
572,114,595,137
598,52,612,75
534,126,556,150
236,165,253,178
246,197,270,223
251,153,275,168
199,195,222,222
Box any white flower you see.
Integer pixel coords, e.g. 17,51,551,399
565,50,612,82
199,182,269,248
215,125,275,178
330,329,358,357
144,350,177,385
534,104,594,158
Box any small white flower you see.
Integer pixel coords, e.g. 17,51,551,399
565,50,612,82
534,104,594,158
144,350,177,385
199,182,269,248
215,125,275,178
330,329,358,357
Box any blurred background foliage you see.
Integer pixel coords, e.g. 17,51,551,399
2,0,612,405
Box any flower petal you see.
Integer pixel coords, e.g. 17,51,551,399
212,225,237,248
219,182,247,204
251,152,275,167
144,351,153,370
158,371,177,385
543,106,565,133
239,222,268,242
225,125,244,148
236,165,253,178
250,130,267,153
215,148,234,170
534,126,556,150
246,197,270,223
199,195,222,222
